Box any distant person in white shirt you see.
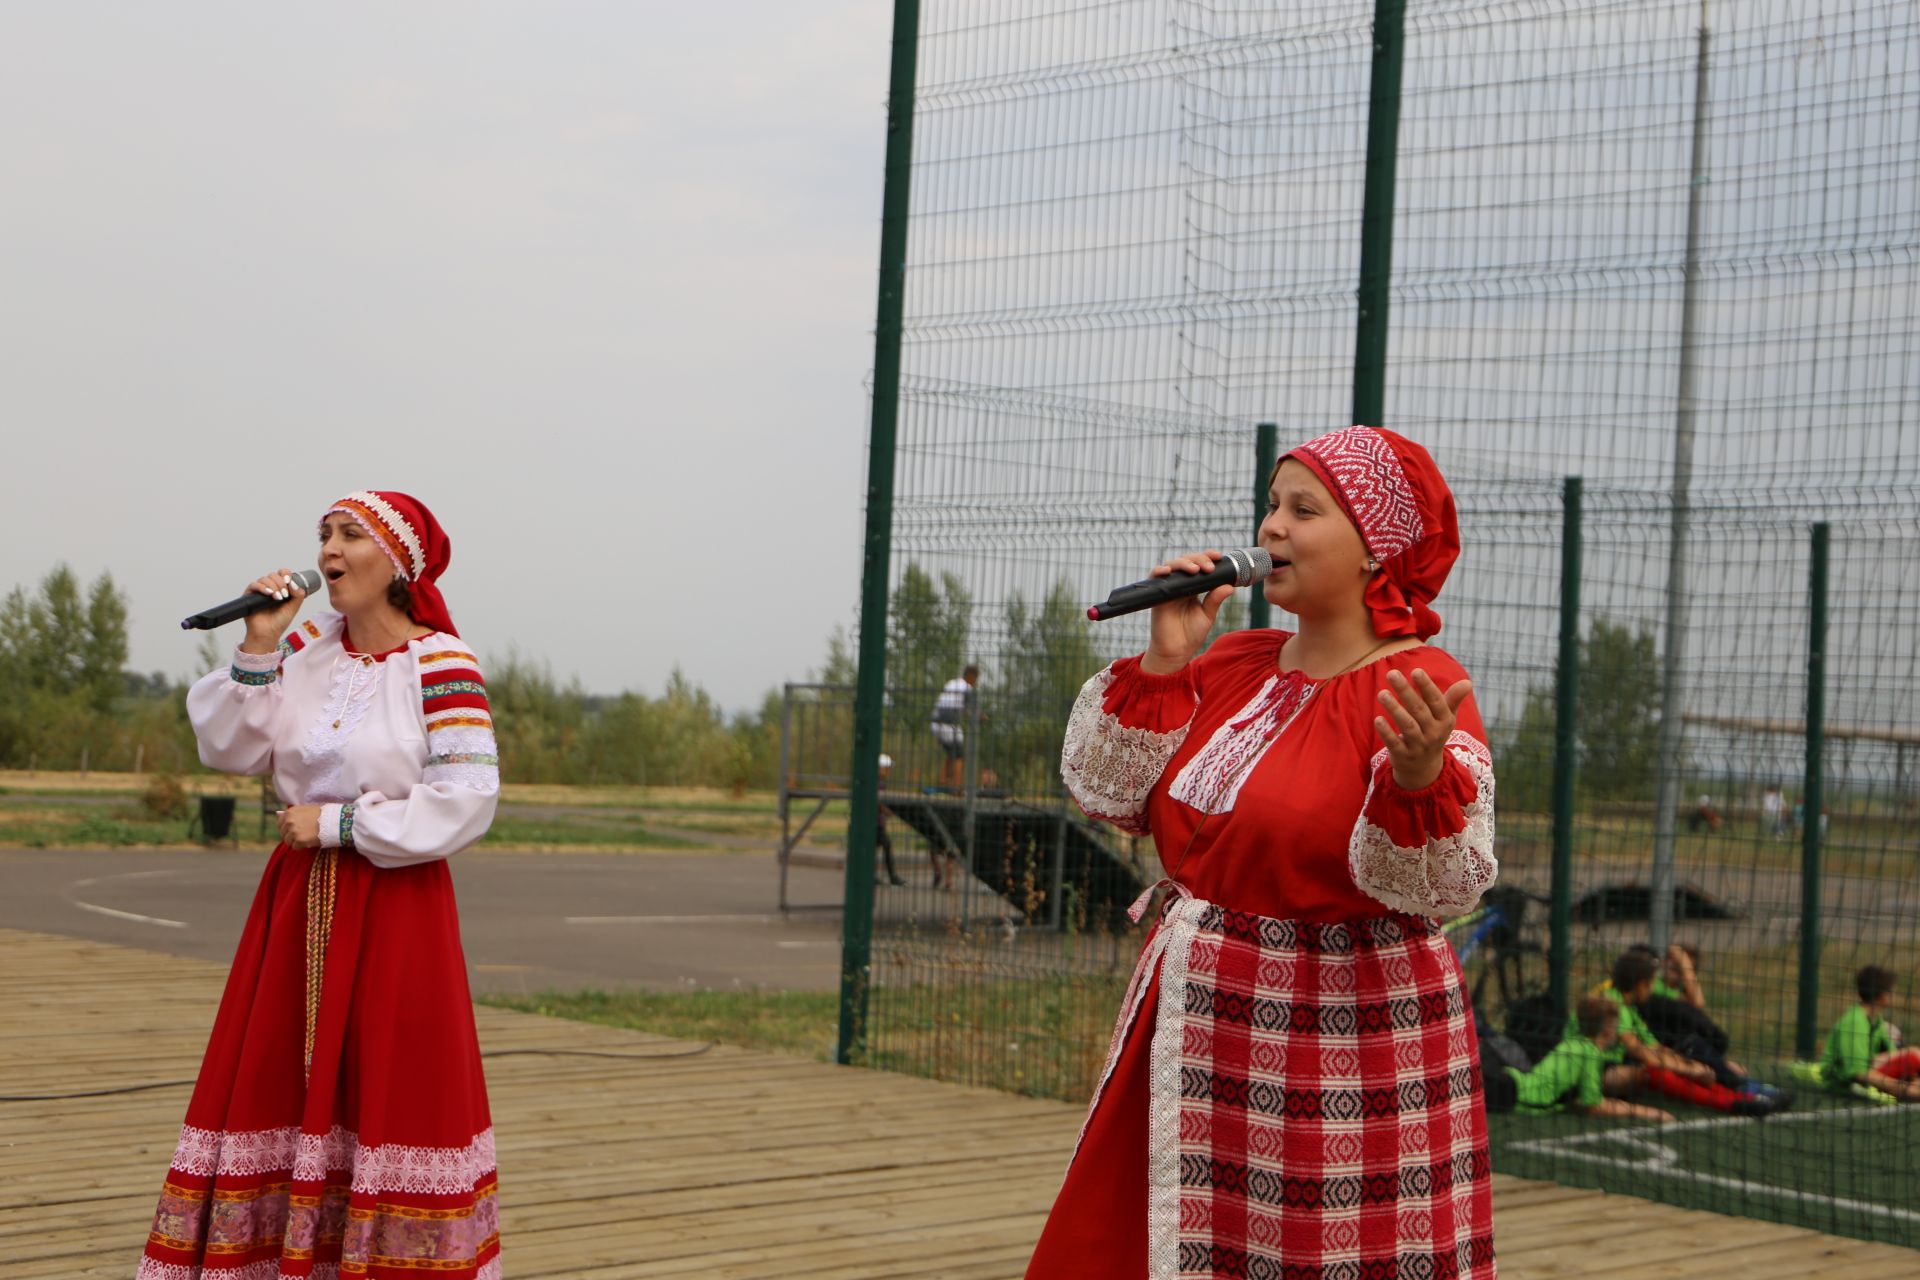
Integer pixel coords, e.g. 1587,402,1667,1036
1760,785,1785,838
930,664,980,789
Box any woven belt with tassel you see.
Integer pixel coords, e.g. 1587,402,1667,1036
303,848,338,1083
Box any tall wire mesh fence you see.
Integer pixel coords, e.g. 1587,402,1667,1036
836,0,1920,1245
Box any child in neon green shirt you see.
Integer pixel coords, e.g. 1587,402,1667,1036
1820,966,1920,1101
1574,950,1781,1116
1489,997,1672,1120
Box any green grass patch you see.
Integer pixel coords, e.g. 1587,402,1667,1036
1499,807,1917,880
639,813,786,837
864,969,1130,1101
480,969,1133,1102
0,805,221,848
479,815,711,849
480,988,839,1061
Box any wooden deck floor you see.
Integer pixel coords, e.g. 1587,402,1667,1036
1,927,1914,1279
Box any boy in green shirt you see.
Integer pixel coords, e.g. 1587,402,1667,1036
1579,950,1781,1115
1818,966,1920,1101
1485,996,1673,1120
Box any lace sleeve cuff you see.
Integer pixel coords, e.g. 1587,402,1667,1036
1059,660,1199,836
1347,730,1497,918
318,802,353,849
229,646,285,686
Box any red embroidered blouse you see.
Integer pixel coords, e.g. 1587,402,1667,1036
1060,628,1494,921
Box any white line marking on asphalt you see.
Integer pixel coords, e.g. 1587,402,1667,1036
68,870,178,887
64,870,190,928
70,900,190,928
564,913,781,925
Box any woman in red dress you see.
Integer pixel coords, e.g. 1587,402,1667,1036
140,491,501,1280
1027,428,1498,1279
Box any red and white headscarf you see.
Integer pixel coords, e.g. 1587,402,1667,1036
321,490,460,638
1279,426,1460,640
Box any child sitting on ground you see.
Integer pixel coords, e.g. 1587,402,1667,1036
1484,995,1672,1121
1815,966,1920,1103
1633,942,1783,1102
1581,949,1782,1116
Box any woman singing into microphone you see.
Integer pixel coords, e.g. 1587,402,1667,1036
140,491,503,1280
1027,428,1498,1279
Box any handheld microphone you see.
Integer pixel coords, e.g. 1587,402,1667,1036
1088,548,1273,621
181,569,324,631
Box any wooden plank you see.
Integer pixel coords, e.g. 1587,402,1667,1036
1,926,1915,1280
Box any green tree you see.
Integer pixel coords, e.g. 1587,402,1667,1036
727,688,785,793
1497,683,1558,813
815,625,858,686
887,563,973,715
81,573,131,712
1578,618,1662,801
649,668,734,786
487,652,590,784
0,566,85,695
989,578,1109,795
0,566,133,766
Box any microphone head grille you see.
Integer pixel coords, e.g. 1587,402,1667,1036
1242,547,1274,584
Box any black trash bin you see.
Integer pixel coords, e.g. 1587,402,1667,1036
197,795,236,842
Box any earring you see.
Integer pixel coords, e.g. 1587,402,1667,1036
1365,559,1378,573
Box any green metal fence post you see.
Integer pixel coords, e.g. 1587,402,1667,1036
1251,422,1277,630
1796,521,1830,1059
1352,0,1407,427
838,0,922,1067
1549,478,1582,1018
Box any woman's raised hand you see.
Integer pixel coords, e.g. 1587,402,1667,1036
1139,549,1236,676
1373,667,1473,790
239,568,308,654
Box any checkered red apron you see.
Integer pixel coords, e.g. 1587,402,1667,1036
1078,882,1496,1280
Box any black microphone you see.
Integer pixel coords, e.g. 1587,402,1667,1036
1088,548,1274,621
181,569,324,630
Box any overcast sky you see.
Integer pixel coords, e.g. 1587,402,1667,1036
0,3,890,710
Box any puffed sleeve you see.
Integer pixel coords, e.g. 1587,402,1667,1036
185,645,291,776
1346,679,1497,919
1060,655,1201,835
317,645,499,869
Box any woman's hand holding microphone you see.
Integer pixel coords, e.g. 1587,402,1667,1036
238,569,308,655
1138,549,1235,676
234,569,323,847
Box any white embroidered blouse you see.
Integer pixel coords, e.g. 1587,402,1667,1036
187,613,500,868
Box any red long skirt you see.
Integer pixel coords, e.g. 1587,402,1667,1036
139,844,499,1280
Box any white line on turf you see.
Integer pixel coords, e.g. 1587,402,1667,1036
1508,1105,1917,1223
1511,1099,1907,1147
1503,1146,1920,1224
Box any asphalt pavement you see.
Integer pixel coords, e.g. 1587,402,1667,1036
0,847,856,995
